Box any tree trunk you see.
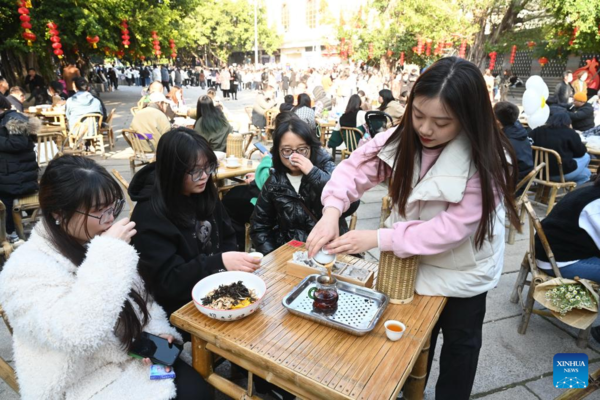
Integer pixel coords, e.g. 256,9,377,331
0,49,30,88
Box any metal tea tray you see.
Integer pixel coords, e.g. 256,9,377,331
282,274,389,336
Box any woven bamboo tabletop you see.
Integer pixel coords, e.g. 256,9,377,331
171,242,446,400
215,159,259,181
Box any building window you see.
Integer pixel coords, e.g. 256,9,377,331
306,0,317,29
282,3,289,32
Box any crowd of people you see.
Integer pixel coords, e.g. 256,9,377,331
0,53,599,400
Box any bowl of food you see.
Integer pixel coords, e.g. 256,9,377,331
192,271,266,321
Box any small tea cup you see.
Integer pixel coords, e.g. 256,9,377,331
248,252,263,261
384,320,406,341
313,247,336,266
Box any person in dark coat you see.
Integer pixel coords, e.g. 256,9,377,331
129,128,260,319
0,95,39,241
529,112,591,186
24,68,45,103
250,118,358,255
493,102,534,182
554,70,574,105
568,92,595,132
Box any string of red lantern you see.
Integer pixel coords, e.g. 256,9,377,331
347,40,353,57
458,39,467,58
151,31,161,57
488,51,497,71
399,51,405,66
510,45,517,64
47,22,63,59
569,27,578,46
169,39,176,59
416,37,424,55
86,35,100,49
121,20,130,49
425,39,432,56
368,43,374,59
18,1,36,47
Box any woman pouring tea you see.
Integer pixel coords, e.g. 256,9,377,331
307,57,519,400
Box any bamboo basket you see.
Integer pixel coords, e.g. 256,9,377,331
226,134,244,158
376,252,420,304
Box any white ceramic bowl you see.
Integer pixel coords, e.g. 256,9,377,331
214,151,226,161
192,271,266,321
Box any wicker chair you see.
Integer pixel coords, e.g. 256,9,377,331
36,132,63,168
111,170,135,217
121,129,156,176
530,146,577,214
67,113,105,158
264,108,279,140
12,193,41,240
340,127,364,161
509,198,598,348
506,163,545,245
99,108,116,150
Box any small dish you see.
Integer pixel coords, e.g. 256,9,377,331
384,320,406,341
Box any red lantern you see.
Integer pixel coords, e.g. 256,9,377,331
400,51,405,66
19,14,30,22
53,49,63,57
387,49,393,57
51,42,62,49
458,40,467,58
569,26,579,46
416,37,423,55
46,22,57,30
527,41,535,49
86,35,100,49
140,55,146,61
21,22,31,30
538,57,548,67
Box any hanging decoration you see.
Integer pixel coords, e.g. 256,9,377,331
510,45,517,64
47,22,63,58
538,57,548,67
458,39,467,58
347,40,353,57
416,37,423,55
121,20,130,49
527,41,536,49
86,35,100,49
399,51,405,66
18,1,36,47
425,39,432,56
151,31,161,57
169,38,176,59
387,49,393,57
569,26,579,46
368,43,374,59
488,51,497,71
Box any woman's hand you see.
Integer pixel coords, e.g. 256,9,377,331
290,153,314,175
326,230,378,255
222,252,261,272
142,334,176,371
259,150,270,159
306,207,341,258
244,173,255,184
101,218,136,243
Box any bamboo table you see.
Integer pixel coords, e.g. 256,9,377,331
170,242,446,400
317,119,336,146
215,159,259,182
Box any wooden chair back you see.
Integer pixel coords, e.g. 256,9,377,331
36,132,62,167
67,113,103,154
516,163,545,199
532,146,566,183
265,108,279,129
121,129,155,175
340,127,364,160
507,163,545,244
105,108,116,125
111,170,135,216
522,199,561,278
131,106,140,116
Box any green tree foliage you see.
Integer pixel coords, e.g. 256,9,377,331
542,0,600,53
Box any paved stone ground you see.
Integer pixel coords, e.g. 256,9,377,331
1,86,598,400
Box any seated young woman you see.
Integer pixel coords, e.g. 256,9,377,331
0,155,210,400
250,118,358,254
327,94,366,151
193,95,233,152
129,128,260,319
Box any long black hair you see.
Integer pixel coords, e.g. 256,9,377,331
293,93,312,111
271,118,322,174
378,56,519,247
195,95,229,133
152,127,218,227
378,89,395,111
39,155,149,351
345,94,362,114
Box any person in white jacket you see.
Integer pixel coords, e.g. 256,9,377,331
0,155,211,400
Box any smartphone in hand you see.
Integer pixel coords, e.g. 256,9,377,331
254,142,271,157
129,332,182,367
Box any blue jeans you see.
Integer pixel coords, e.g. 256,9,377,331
547,257,600,282
552,153,591,186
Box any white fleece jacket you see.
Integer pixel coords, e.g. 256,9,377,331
0,223,182,400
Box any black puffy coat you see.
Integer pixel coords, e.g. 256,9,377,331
0,110,39,196
250,149,359,255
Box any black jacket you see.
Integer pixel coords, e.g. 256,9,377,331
250,149,359,254
502,121,534,181
0,110,39,197
128,163,237,317
554,81,574,105
529,125,588,175
568,103,595,132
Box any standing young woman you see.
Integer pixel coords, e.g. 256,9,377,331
129,128,260,319
250,118,358,255
307,57,519,400
0,155,210,400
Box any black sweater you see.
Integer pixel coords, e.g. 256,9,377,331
129,163,237,317
529,125,588,175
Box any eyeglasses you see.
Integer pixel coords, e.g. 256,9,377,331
280,147,310,158
76,199,125,225
188,164,218,182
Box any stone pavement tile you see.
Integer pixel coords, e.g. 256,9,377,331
356,217,380,231
426,315,600,397
476,385,539,400
485,272,522,323
525,361,600,400
366,247,381,262
545,316,600,353
360,188,389,204
502,238,528,274
356,202,384,220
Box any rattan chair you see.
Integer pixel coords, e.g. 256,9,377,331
340,127,364,160
131,106,140,116
121,129,156,176
264,108,279,140
111,170,135,217
506,163,545,245
12,193,41,240
509,198,598,348
530,146,577,214
100,108,116,150
67,113,105,158
36,132,63,168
